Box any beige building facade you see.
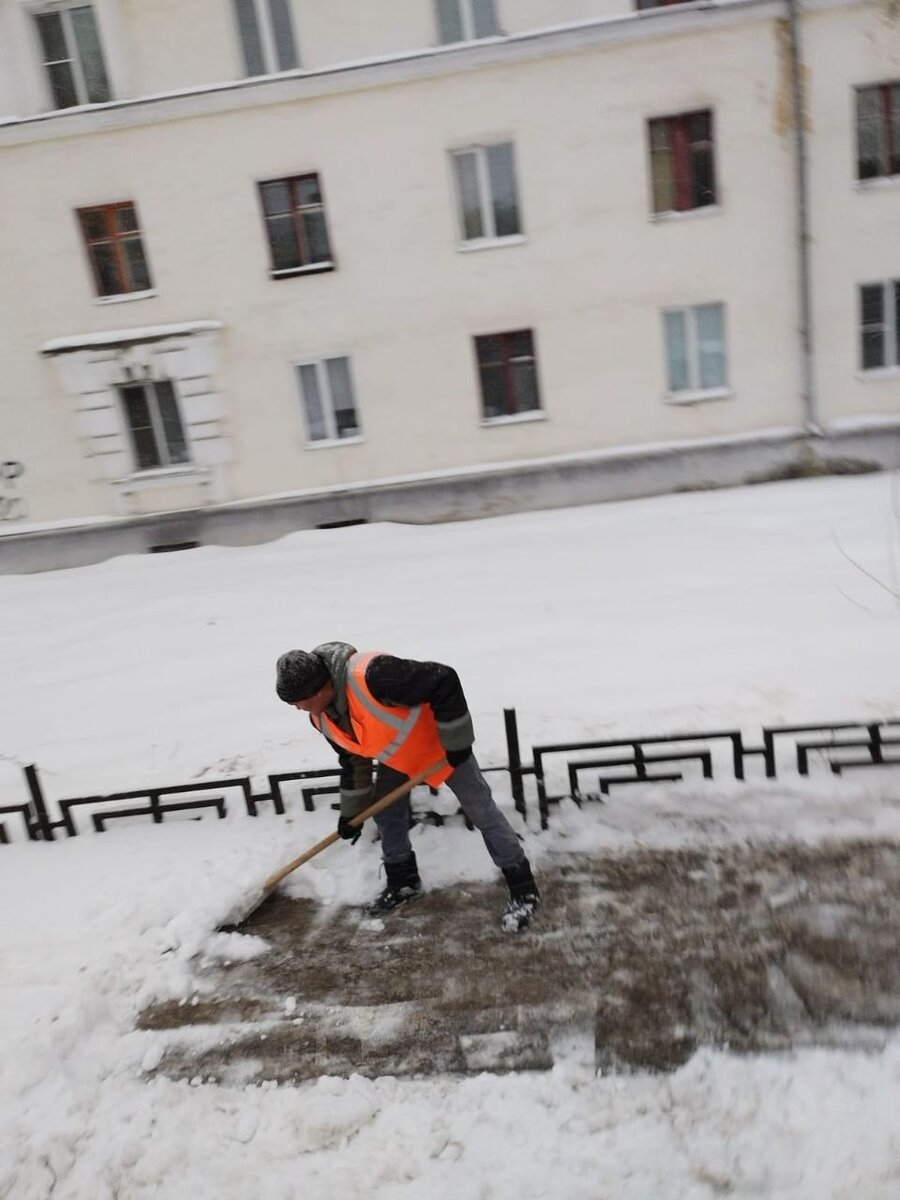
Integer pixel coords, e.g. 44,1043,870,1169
0,0,898,566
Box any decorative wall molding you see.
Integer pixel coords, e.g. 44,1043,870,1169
42,322,231,513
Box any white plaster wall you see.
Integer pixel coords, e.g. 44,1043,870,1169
803,3,900,425
502,0,632,34
292,0,434,67
0,3,886,524
0,1,48,116
0,4,18,116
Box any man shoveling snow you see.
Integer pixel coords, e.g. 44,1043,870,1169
275,641,540,931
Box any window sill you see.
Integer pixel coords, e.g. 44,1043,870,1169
304,435,363,450
458,235,526,253
115,465,208,489
94,289,157,305
855,175,900,192
480,410,546,428
650,205,722,224
438,34,505,47
664,387,732,406
270,263,335,279
857,366,900,381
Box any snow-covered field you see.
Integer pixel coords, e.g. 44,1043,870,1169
2,473,900,1199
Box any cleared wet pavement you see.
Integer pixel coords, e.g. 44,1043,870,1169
139,839,900,1084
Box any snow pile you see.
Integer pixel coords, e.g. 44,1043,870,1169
1,474,900,1197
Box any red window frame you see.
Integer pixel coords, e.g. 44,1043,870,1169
258,172,334,275
648,110,716,213
77,201,150,296
474,329,541,419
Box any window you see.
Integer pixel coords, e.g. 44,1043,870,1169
859,281,900,370
296,357,361,442
856,83,900,180
648,110,716,214
34,5,111,109
119,381,190,471
258,174,334,275
662,303,728,395
233,0,298,75
77,202,153,297
435,0,499,43
451,143,521,242
474,329,541,420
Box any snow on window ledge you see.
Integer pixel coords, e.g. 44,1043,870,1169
94,290,157,306
304,436,364,450
115,465,210,490
855,175,900,192
458,235,527,253
664,387,732,406
480,409,546,428
650,205,722,225
857,366,900,380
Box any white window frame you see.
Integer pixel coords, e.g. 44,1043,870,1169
119,380,192,472
294,356,362,447
31,2,111,108
435,0,499,44
234,0,299,76
859,280,900,372
662,302,730,403
450,141,523,246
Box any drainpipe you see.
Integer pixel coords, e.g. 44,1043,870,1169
785,0,821,435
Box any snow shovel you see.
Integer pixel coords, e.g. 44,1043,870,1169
220,758,447,930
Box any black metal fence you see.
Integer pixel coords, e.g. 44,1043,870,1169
2,710,898,844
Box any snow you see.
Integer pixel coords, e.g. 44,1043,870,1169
40,321,223,355
1,473,900,1198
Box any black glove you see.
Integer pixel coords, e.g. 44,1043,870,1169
337,815,361,844
446,746,473,768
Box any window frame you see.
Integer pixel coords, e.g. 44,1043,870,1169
233,0,299,77
76,201,153,298
32,2,112,109
258,173,335,278
858,280,900,372
855,82,900,182
293,354,363,446
450,140,523,246
473,328,543,424
435,0,500,44
648,109,717,216
661,302,730,401
118,380,192,473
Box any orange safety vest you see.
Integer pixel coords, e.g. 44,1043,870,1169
311,651,453,787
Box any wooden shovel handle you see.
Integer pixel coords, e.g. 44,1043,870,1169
262,758,447,892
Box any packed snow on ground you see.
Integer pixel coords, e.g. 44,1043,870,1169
1,473,900,1199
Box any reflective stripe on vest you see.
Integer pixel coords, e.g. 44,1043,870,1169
346,659,422,759
312,652,451,787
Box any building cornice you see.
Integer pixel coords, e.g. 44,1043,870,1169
40,321,223,355
0,0,854,146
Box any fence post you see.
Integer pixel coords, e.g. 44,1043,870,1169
503,708,527,820
24,764,55,842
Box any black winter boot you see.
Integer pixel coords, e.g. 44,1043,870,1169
501,858,540,932
366,852,423,915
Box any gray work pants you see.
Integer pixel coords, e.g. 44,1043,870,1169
372,755,524,870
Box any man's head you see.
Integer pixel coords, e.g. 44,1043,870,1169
275,650,334,714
